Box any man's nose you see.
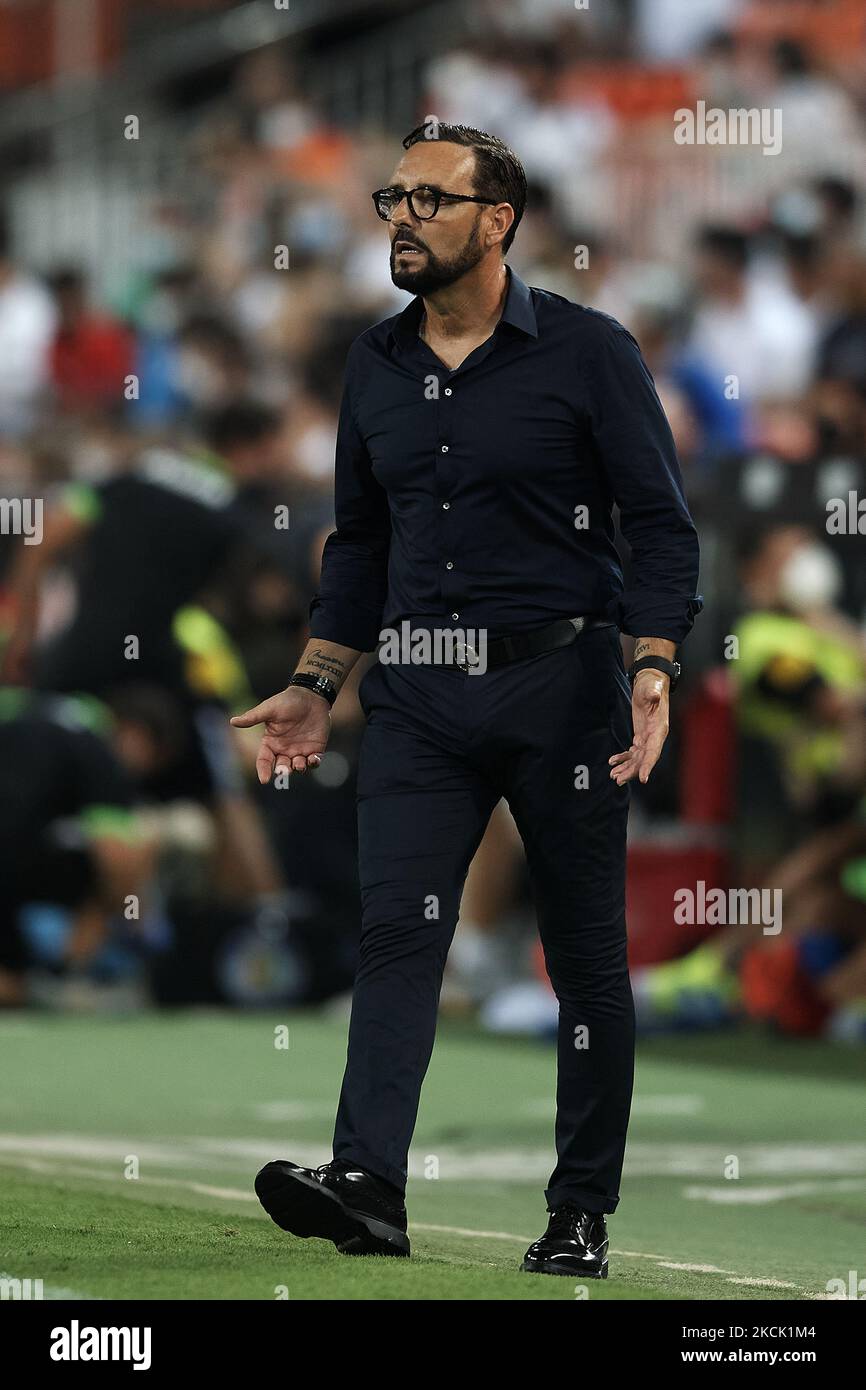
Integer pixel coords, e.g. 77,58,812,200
391,199,421,230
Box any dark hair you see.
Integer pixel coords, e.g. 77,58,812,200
47,265,86,296
201,400,282,453
178,314,246,361
401,122,527,254
105,684,187,761
696,224,750,271
773,38,809,78
814,176,858,219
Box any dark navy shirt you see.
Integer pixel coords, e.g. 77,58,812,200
309,268,702,651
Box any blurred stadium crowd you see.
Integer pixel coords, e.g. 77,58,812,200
1,0,866,1039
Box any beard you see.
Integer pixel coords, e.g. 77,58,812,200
390,219,484,295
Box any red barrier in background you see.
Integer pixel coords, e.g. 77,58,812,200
680,667,736,827
625,841,728,968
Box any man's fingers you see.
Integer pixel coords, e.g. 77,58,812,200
255,748,276,784
638,752,658,783
230,700,277,729
610,751,640,783
609,738,642,768
253,749,324,782
637,727,668,783
289,754,323,773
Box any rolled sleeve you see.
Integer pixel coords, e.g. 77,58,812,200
583,318,703,644
308,344,391,652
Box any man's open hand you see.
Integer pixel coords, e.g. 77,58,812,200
608,670,670,786
230,687,331,783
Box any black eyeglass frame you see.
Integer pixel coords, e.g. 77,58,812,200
371,185,500,222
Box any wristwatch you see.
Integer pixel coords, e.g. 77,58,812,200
289,672,338,707
627,656,681,691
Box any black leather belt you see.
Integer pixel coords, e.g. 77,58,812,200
447,615,614,671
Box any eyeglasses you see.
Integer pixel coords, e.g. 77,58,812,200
371,185,499,222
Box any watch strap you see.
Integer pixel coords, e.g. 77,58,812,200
289,672,338,707
628,655,680,690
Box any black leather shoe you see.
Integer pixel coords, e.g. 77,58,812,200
255,1158,410,1258
521,1203,609,1278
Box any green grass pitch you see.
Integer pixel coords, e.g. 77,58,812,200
1,1012,863,1300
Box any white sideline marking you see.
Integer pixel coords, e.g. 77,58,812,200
190,1183,257,1202
0,1153,820,1298
523,1094,705,1118
683,1178,866,1204
3,1133,866,1181
657,1261,732,1274
2,1154,260,1202
726,1277,799,1289
412,1221,532,1243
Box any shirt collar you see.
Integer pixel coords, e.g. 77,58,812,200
388,265,538,351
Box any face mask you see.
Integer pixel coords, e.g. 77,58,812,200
778,543,843,612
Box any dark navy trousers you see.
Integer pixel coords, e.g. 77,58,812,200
333,624,635,1214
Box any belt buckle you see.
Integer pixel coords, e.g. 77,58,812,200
455,639,478,673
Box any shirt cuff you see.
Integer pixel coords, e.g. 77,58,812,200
308,597,383,653
606,593,704,644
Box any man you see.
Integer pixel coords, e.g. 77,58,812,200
233,124,702,1277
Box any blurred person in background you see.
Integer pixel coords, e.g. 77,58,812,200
174,315,254,413
688,224,818,410
764,37,861,159
0,211,56,438
0,688,151,1007
0,400,290,911
633,522,866,1038
633,0,745,64
732,524,865,870
47,267,134,416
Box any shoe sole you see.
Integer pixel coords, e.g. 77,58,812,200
521,1258,609,1279
255,1162,410,1258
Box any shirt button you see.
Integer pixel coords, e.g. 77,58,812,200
442,502,450,510
451,612,459,621
441,445,449,453
446,561,454,570
444,388,452,396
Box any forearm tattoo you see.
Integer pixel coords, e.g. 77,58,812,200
303,648,348,684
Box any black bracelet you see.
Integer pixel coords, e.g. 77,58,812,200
289,672,338,707
627,656,681,691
